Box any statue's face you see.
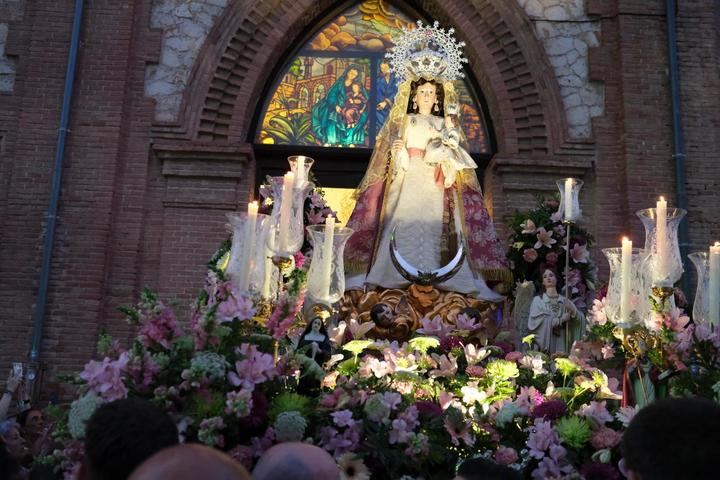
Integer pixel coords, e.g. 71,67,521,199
380,62,390,75
542,269,557,289
347,68,359,81
311,318,322,332
413,82,437,114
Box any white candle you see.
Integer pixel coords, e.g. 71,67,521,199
278,172,295,252
564,178,573,221
621,237,632,323
237,201,258,291
318,215,335,301
710,242,720,326
261,245,272,299
656,196,668,280
294,156,306,189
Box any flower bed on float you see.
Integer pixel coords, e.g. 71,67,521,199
37,185,720,480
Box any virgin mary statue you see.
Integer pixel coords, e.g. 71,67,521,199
344,22,509,302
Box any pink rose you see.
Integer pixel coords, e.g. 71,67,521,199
523,248,538,263
505,351,524,362
545,252,559,265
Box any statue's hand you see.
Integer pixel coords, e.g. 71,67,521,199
446,103,459,115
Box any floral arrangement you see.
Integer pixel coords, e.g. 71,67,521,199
580,288,720,404
42,257,637,479
37,189,720,480
507,197,597,311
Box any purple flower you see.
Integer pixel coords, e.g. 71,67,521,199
414,401,443,417
532,399,567,421
307,209,325,225
331,409,355,428
381,391,402,410
577,401,614,425
308,191,325,209
440,335,464,352
494,341,514,355
454,313,479,331
389,406,419,445
417,315,452,339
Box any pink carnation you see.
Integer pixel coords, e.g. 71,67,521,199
545,251,559,265
590,426,622,449
523,248,538,263
293,251,306,268
505,351,524,362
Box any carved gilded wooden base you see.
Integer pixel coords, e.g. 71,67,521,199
340,284,504,342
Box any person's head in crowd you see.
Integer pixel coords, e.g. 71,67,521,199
0,440,23,480
621,396,720,480
252,442,339,480
78,398,178,480
0,419,29,462
129,443,251,480
18,408,45,441
454,456,523,480
29,463,62,480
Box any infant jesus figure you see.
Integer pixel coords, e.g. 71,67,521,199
341,82,367,129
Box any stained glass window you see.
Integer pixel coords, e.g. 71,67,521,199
255,1,491,154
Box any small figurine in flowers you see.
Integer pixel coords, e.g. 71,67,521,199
528,268,584,353
370,302,395,328
366,301,413,341
297,316,332,366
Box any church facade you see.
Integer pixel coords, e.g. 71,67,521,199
0,0,718,397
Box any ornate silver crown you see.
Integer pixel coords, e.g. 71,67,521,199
386,20,468,83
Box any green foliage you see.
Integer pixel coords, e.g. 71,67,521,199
268,392,313,422
265,112,315,145
556,416,591,449
184,390,225,420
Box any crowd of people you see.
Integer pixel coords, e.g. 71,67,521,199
2,368,719,480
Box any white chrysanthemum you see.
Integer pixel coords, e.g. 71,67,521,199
185,351,227,383
273,411,307,442
68,392,104,439
494,402,521,428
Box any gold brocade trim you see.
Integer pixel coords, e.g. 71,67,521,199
480,268,514,284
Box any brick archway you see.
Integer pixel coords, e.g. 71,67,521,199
176,0,569,157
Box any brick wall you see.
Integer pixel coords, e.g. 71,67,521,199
0,0,718,399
